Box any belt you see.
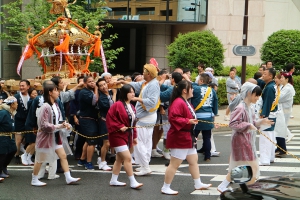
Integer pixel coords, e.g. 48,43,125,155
79,116,98,121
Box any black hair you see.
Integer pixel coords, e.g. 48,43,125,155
96,78,106,86
119,84,135,102
252,86,262,96
158,69,168,76
84,76,93,83
266,68,276,79
183,68,191,74
200,73,210,84
285,63,295,72
198,63,205,69
171,72,183,84
266,60,273,65
20,79,30,86
131,72,141,81
43,83,57,106
230,67,237,71
208,83,218,89
28,87,37,96
254,72,262,80
170,80,192,105
117,77,125,81
51,76,62,87
77,76,84,84
259,65,266,70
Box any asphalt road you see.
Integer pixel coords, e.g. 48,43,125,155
1,131,300,200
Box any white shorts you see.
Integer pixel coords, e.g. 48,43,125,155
170,148,197,160
115,145,128,154
55,144,63,150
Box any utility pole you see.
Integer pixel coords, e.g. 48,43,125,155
166,0,169,21
241,0,249,84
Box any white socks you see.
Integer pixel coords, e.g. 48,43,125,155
217,179,230,193
110,174,126,186
64,171,81,184
194,178,212,190
161,182,178,195
31,174,47,186
129,175,143,188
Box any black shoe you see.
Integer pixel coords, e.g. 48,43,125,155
275,153,287,158
15,155,21,164
197,149,204,154
2,168,9,175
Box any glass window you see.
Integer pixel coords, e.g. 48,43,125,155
101,0,208,24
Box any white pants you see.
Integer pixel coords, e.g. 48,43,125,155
38,160,57,179
134,126,154,167
211,133,216,152
259,131,275,165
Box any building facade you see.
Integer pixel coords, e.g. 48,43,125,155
1,0,300,79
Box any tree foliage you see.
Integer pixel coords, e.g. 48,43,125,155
166,30,225,72
0,0,123,73
260,29,300,72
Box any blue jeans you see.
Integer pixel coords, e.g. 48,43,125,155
194,129,212,160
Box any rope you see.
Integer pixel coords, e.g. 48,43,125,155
0,120,299,161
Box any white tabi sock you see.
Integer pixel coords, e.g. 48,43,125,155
111,174,118,182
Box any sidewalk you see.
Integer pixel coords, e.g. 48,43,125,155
214,105,300,132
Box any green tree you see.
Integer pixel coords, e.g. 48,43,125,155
166,30,225,72
260,29,300,72
0,0,123,73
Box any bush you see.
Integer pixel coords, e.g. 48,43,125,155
260,30,300,72
216,64,259,78
167,30,225,73
293,75,300,104
216,75,300,106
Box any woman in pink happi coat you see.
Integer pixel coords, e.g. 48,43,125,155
217,82,274,193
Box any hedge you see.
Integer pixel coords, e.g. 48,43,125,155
191,70,299,105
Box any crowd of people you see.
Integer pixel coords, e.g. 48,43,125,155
0,61,296,195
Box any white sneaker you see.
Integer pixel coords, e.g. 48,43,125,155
286,134,295,143
21,154,28,166
97,157,101,165
134,167,151,176
162,151,171,160
195,183,212,190
48,174,60,180
110,180,126,186
151,149,163,158
224,115,230,121
211,151,220,157
98,161,112,171
161,187,178,195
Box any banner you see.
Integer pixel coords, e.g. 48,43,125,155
16,44,30,76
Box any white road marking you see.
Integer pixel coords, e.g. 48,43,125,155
226,166,300,173
285,146,300,149
291,130,300,133
191,187,220,195
257,151,300,155
287,141,300,144
210,175,268,182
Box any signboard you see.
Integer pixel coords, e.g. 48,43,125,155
233,45,256,56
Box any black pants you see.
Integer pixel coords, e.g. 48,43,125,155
276,137,287,154
194,129,212,159
75,134,85,159
0,151,17,172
